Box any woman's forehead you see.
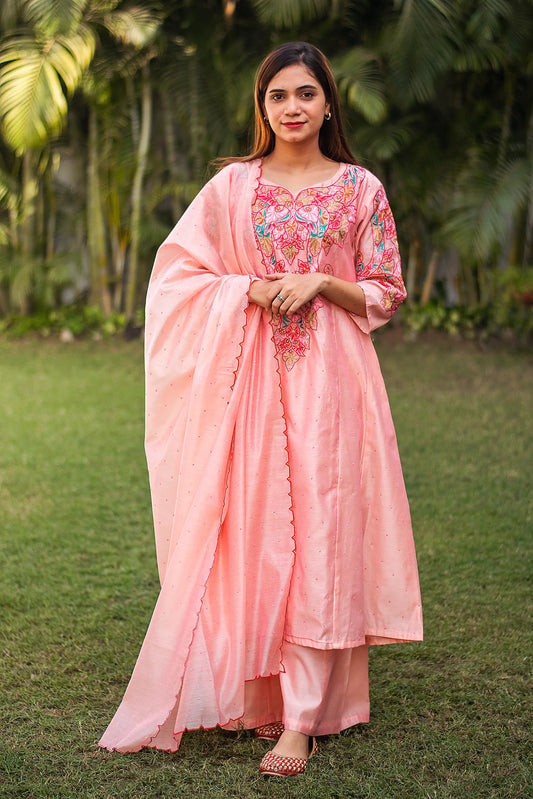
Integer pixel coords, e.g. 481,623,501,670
266,63,319,91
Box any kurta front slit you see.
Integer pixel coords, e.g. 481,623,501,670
99,159,422,754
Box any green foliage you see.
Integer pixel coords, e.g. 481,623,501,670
101,7,160,47
384,0,459,105
0,252,78,312
0,0,532,319
0,28,95,152
333,48,388,124
0,304,129,338
442,151,533,264
250,0,335,28
400,268,533,342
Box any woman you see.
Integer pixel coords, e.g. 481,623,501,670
99,42,423,777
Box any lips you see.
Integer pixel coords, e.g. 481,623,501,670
283,122,305,129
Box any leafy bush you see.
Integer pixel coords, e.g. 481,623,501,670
0,305,130,339
1,269,531,345
400,268,533,344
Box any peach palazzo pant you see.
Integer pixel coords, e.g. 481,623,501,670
231,641,369,737
279,641,369,735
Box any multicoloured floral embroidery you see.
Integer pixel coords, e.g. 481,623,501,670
252,165,404,367
252,166,364,370
272,297,323,371
356,189,404,314
376,276,405,312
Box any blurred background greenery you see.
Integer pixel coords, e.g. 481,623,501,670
0,0,531,341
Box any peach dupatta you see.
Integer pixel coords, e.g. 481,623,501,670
100,164,294,752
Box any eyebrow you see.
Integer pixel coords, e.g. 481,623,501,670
268,84,318,93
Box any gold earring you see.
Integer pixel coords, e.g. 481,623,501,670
324,111,332,121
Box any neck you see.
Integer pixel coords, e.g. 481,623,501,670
267,139,328,171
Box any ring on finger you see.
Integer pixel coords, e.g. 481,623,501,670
276,294,285,302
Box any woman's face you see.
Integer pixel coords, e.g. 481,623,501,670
263,63,330,148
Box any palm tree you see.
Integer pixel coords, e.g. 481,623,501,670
0,0,95,306
0,0,160,314
0,0,531,320
348,0,533,304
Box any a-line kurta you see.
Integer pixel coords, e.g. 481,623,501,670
99,159,423,754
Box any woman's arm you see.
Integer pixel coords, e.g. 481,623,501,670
248,272,367,318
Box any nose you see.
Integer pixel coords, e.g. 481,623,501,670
286,95,300,114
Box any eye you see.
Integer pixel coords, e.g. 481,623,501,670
301,91,316,99
270,93,284,101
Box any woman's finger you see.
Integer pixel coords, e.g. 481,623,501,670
271,291,286,314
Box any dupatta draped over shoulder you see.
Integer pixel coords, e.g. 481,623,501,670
99,160,423,753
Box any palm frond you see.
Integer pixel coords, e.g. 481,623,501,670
333,48,387,124
144,180,203,215
0,0,22,32
453,42,506,73
9,256,35,308
49,28,96,91
465,0,513,40
0,165,19,207
455,0,520,73
25,0,87,35
500,0,533,62
354,118,416,161
385,0,459,105
442,151,532,261
0,250,77,310
102,7,161,48
0,29,95,151
250,0,334,29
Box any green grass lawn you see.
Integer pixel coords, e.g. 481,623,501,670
0,335,531,799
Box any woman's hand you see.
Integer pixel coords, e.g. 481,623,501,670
248,278,285,310
248,272,368,318
254,272,325,316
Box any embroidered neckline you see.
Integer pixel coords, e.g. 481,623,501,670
258,158,346,201
251,163,364,371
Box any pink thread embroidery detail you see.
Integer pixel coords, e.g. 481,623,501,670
356,188,404,314
253,166,362,370
272,298,324,371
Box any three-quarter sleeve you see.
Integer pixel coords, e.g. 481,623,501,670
352,181,406,333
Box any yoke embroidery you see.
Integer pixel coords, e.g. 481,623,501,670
252,166,362,370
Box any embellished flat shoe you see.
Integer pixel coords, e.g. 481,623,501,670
259,737,318,777
254,721,284,740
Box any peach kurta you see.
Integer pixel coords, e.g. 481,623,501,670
99,159,422,754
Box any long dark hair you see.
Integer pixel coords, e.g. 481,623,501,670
216,42,356,169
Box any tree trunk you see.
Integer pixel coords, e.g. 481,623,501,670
461,262,478,306
45,156,58,262
523,108,533,266
406,238,419,305
125,62,152,320
420,249,439,305
161,91,182,224
189,52,203,181
35,160,45,258
127,75,140,148
20,151,36,260
107,185,129,312
87,107,112,314
497,71,514,169
9,201,19,251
